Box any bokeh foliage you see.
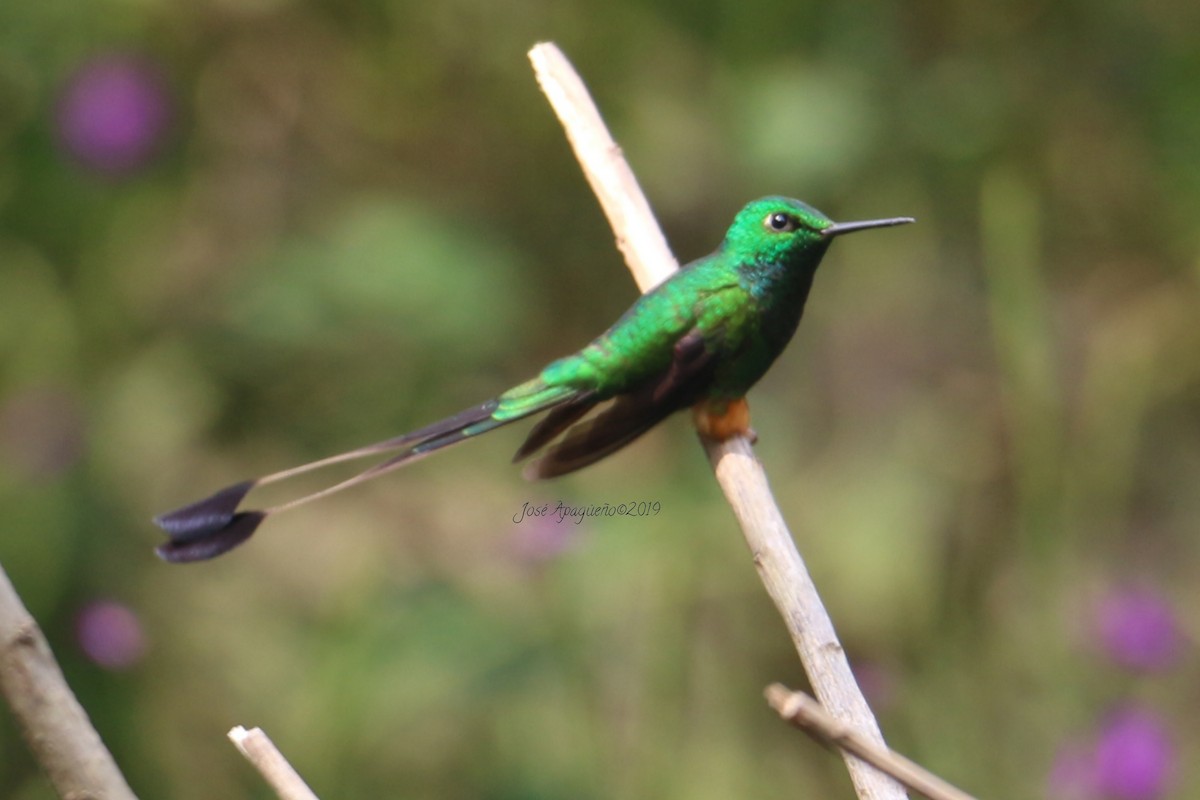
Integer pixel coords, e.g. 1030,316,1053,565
1,0,1198,797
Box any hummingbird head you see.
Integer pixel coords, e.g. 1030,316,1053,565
725,196,913,269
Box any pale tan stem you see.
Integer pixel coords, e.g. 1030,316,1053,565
0,561,139,800
229,725,321,800
529,41,908,799
766,685,979,800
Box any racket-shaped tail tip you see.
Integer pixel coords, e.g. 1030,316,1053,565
155,511,266,563
153,480,256,542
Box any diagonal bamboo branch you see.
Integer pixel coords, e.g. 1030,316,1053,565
767,685,977,800
229,726,321,800
529,42,908,800
0,561,139,800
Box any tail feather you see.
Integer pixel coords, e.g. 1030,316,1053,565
157,511,264,563
493,377,581,421
154,382,580,562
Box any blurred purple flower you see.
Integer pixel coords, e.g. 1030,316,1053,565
1047,709,1176,800
509,514,582,566
76,600,147,670
1093,707,1175,800
0,385,86,480
851,659,897,711
1095,588,1180,671
1048,739,1099,800
56,54,170,175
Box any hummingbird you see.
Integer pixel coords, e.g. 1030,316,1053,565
155,197,913,562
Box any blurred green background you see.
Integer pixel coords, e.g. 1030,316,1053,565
2,0,1199,798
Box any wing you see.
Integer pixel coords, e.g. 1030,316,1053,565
520,326,721,479
512,394,600,462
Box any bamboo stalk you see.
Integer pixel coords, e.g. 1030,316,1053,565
0,561,139,800
529,41,908,800
767,684,978,800
229,726,321,800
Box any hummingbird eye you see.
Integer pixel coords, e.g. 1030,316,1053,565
764,212,799,233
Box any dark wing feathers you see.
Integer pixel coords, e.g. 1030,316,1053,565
519,327,720,479
511,394,599,462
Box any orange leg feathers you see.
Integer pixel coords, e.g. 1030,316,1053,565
692,397,757,443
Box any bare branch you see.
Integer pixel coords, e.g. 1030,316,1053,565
0,561,139,800
528,41,908,799
528,43,677,292
766,685,978,800
229,725,321,800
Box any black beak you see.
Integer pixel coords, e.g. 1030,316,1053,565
822,217,915,237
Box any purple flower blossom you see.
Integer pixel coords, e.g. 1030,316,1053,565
56,54,170,175
1093,707,1175,800
1048,739,1099,800
0,385,85,480
1047,708,1176,800
509,513,583,566
851,659,897,711
76,600,147,670
1095,588,1181,671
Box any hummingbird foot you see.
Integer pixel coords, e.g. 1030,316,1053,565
693,398,755,443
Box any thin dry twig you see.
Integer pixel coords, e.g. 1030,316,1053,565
528,45,676,293
0,560,139,800
529,41,908,800
229,725,321,800
766,684,978,800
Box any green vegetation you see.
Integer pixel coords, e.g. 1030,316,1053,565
1,2,1197,797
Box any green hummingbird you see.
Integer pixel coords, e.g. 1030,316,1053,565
155,197,912,562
